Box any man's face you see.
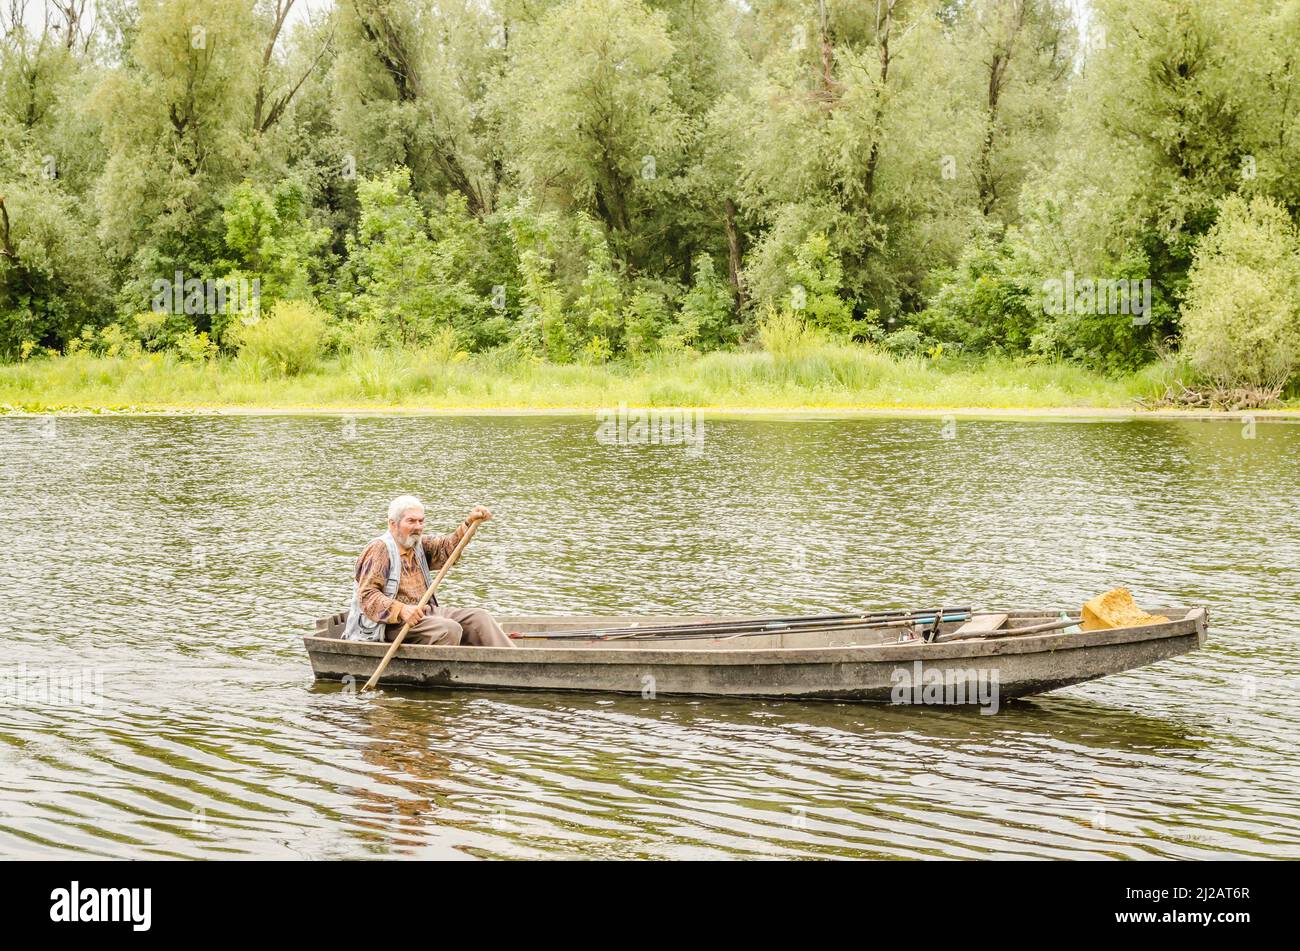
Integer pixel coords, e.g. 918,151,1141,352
391,508,425,549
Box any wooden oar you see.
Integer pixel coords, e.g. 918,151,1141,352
360,517,484,693
935,616,1081,643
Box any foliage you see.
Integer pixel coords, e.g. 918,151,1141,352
344,168,486,347
667,253,734,351
913,237,1038,354
220,180,333,305
786,233,856,338
1180,196,1300,394
231,298,330,376
758,305,824,359
622,285,675,357
1,0,1298,398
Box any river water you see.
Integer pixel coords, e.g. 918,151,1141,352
0,413,1297,859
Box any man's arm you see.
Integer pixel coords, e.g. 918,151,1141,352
422,519,473,570
422,505,492,569
356,540,404,624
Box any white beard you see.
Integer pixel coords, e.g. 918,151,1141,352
399,533,419,549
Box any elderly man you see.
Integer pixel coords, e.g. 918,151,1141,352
341,495,514,647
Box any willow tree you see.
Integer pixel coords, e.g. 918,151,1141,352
1012,0,1258,347
0,2,109,355
331,0,503,215
735,0,981,320
957,0,1074,222
92,0,262,288
493,0,685,264
1235,0,1300,211
647,0,752,296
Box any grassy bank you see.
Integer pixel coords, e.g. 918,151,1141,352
0,342,1276,413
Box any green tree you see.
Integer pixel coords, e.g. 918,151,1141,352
333,0,502,214
92,0,261,277
0,116,112,358
1180,195,1300,399
495,0,684,261
735,0,983,322
344,167,485,347
221,179,332,309
667,252,733,350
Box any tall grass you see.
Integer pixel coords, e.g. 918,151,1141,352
756,306,825,358
0,343,1276,412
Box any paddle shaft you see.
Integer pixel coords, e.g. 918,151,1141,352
360,518,483,693
935,616,1081,643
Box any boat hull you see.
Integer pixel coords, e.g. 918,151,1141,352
301,608,1207,704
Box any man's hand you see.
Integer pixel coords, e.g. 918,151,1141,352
468,504,493,523
398,602,424,626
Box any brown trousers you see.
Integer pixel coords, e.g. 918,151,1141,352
384,605,514,647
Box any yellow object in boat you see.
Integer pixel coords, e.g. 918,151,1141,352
1081,588,1170,631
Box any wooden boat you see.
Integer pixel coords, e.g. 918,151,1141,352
302,606,1208,705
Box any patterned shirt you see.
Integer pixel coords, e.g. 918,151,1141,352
354,522,470,624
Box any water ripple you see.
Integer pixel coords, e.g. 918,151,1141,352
0,415,1298,858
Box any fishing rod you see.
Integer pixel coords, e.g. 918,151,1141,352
513,607,974,642
512,611,857,641
511,607,959,641
601,611,975,643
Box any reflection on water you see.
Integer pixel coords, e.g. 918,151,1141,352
1,414,1298,858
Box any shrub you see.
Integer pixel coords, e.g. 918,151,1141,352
232,299,329,375
346,168,485,348
915,237,1039,354
1180,195,1300,396
332,317,382,356
0,165,113,359
787,232,856,337
581,335,613,363
221,179,333,304
174,330,217,362
672,253,735,351
881,327,925,357
622,288,672,356
515,247,573,361
96,323,142,358
572,237,625,350
757,305,823,358
423,325,468,365
1029,308,1150,372
132,310,172,351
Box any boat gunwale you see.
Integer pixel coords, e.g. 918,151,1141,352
301,607,1206,667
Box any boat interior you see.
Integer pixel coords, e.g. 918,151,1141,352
310,608,1191,650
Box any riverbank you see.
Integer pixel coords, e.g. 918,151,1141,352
3,344,1296,415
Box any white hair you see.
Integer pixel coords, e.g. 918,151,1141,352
387,495,425,523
